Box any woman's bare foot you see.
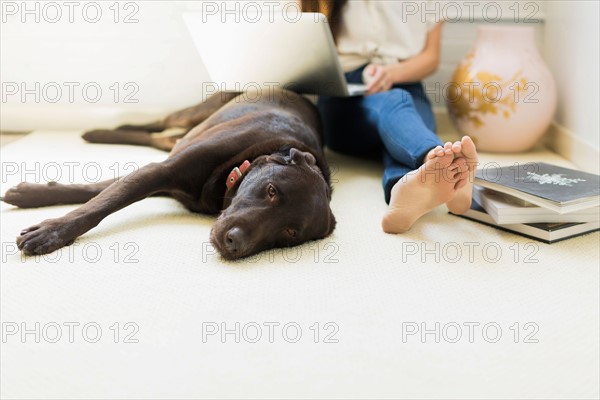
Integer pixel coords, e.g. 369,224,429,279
425,137,477,170
445,136,479,214
382,152,468,233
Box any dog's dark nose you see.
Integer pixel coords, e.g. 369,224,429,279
224,227,245,253
290,148,316,166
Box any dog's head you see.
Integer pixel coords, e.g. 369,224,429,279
210,147,336,260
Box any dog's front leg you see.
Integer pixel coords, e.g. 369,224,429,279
2,179,118,208
16,162,173,255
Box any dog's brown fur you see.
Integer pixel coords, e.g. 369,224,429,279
2,89,336,260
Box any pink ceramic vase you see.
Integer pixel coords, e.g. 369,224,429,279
446,26,557,152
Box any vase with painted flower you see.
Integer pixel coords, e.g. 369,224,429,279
445,25,557,152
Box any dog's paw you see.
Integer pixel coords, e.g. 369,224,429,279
16,218,77,255
2,182,59,208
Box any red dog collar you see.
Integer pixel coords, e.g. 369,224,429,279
225,160,251,190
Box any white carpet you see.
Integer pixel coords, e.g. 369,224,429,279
1,131,598,399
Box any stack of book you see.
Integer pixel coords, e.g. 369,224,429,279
451,162,600,243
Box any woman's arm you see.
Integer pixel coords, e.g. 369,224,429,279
365,22,443,94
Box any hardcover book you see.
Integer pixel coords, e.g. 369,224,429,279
450,200,600,244
472,185,600,225
475,162,600,214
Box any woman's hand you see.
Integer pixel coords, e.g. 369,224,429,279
363,64,395,95
373,23,443,88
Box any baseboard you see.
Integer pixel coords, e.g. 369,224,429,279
434,107,600,174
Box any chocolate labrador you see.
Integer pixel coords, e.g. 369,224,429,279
2,89,336,260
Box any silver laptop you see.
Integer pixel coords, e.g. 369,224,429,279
183,12,367,97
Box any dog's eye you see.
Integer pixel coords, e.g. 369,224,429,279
267,184,277,198
285,228,297,238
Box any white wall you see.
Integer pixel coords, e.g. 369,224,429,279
0,1,214,130
543,0,600,152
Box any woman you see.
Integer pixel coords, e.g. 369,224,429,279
300,0,478,233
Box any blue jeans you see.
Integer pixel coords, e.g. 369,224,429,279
317,65,443,203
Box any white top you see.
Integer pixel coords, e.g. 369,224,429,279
336,0,442,72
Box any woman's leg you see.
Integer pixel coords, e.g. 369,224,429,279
318,67,475,233
402,82,437,133
377,85,477,232
395,83,479,215
362,85,443,203
318,66,444,203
